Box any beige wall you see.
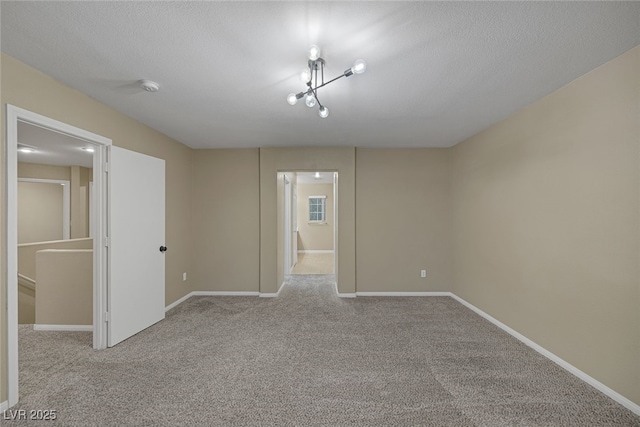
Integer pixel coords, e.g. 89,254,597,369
192,149,260,291
260,147,356,294
18,238,93,325
18,163,93,242
18,181,64,244
18,238,93,283
356,149,452,292
451,46,640,405
2,53,193,305
297,183,334,251
18,163,93,239
1,53,194,401
35,250,93,326
18,163,70,180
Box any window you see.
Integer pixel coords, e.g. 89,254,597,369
308,195,326,223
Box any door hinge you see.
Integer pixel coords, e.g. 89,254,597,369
104,312,110,323
104,237,109,247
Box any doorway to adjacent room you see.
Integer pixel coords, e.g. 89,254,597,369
282,171,337,276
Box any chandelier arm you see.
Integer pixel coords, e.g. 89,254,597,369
307,72,348,92
311,87,324,109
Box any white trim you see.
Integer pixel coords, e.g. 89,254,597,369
6,105,112,409
260,281,286,298
0,401,9,413
165,290,264,312
165,292,193,312
298,250,334,254
6,106,20,408
89,181,94,238
356,291,452,297
17,178,71,240
33,325,93,332
334,283,356,298
17,237,92,247
194,291,260,297
450,294,640,416
17,273,36,291
93,143,108,351
337,292,356,298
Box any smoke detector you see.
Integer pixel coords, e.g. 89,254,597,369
139,79,160,92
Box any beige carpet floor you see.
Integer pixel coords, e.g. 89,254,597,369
7,275,640,426
290,252,334,275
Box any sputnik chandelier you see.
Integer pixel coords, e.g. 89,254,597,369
287,45,366,118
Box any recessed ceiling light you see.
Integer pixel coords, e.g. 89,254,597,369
81,147,95,153
314,172,321,179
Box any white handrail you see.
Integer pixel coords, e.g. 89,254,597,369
17,273,36,291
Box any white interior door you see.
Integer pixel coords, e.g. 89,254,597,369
108,146,165,347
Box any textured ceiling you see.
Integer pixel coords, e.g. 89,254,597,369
2,2,639,149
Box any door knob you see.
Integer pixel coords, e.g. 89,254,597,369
159,246,167,253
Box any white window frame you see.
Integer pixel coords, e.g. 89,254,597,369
308,195,327,224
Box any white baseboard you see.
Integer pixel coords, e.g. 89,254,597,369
165,292,193,312
33,324,92,331
165,290,262,313
356,291,452,297
260,282,287,298
334,283,356,298
1,400,9,412
450,293,640,416
192,291,260,297
298,250,334,254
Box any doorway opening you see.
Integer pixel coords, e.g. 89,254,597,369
282,171,337,278
5,105,110,408
16,122,96,328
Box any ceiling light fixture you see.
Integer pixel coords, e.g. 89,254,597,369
287,45,366,118
314,172,321,179
81,147,95,153
139,79,160,92
17,144,36,153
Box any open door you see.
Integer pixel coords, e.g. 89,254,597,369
108,146,165,347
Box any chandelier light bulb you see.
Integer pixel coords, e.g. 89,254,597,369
305,95,317,108
287,46,365,119
287,93,298,106
307,45,321,61
351,59,367,74
300,68,312,83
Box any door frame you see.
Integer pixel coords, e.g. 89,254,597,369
5,105,111,408
284,174,292,275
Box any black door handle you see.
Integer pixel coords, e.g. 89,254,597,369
159,246,167,253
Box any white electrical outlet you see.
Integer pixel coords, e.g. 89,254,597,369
420,270,427,278
182,272,187,282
